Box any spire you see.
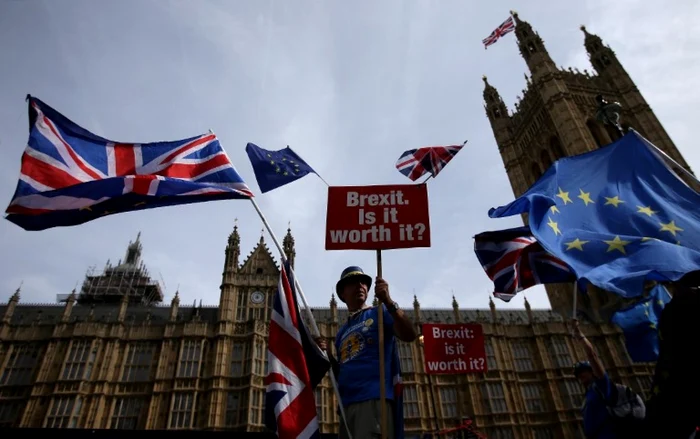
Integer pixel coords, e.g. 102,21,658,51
580,25,618,75
11,285,21,302
489,296,497,322
483,76,512,145
412,294,421,322
452,294,460,323
510,11,555,77
283,224,296,268
524,295,533,323
122,232,143,266
330,292,338,322
225,221,241,271
482,75,509,121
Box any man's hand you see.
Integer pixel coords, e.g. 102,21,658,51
375,277,392,305
314,337,328,351
571,319,585,340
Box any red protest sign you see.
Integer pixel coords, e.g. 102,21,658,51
325,184,431,250
421,323,487,374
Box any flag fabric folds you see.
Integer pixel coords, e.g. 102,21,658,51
488,131,700,298
482,16,515,49
245,143,316,193
611,284,671,362
474,226,575,301
395,142,466,181
5,96,253,231
265,260,330,439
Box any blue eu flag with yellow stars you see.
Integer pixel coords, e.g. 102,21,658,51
245,143,316,193
611,284,671,362
489,130,700,298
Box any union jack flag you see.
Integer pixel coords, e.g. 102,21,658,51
5,96,253,231
482,16,515,49
474,226,575,301
395,141,466,182
265,260,330,439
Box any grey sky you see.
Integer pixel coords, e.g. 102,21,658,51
1,0,698,312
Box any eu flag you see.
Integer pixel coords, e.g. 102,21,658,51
245,143,316,193
489,130,700,298
611,284,671,362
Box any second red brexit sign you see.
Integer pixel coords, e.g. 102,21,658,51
325,184,431,250
421,323,487,374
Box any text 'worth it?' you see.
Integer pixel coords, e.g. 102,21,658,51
325,184,431,250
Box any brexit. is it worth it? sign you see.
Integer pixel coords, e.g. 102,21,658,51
422,323,487,374
324,184,431,250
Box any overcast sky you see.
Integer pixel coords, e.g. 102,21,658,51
0,0,698,312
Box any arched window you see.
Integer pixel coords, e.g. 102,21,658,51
531,162,543,181
540,149,553,171
549,136,565,157
586,120,607,147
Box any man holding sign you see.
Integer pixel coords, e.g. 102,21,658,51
317,266,417,439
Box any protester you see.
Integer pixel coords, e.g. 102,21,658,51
572,319,645,439
645,272,700,438
315,266,417,439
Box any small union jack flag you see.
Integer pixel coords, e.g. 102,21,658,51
5,96,253,231
265,260,330,439
482,16,515,49
395,141,466,182
474,226,575,301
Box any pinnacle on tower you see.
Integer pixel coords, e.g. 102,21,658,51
225,222,241,271
510,12,555,76
580,25,618,75
283,225,296,268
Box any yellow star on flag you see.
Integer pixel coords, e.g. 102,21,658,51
547,217,561,235
604,235,630,254
577,189,595,206
604,195,624,207
550,205,560,214
637,206,657,217
556,187,572,204
659,220,683,236
565,238,589,251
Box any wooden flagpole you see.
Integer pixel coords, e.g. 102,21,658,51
376,249,388,439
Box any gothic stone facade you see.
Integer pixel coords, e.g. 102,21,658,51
0,228,654,439
483,13,697,320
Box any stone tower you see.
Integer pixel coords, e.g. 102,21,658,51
218,225,281,324
483,12,695,319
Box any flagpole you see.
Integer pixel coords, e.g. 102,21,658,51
248,197,353,439
376,249,388,439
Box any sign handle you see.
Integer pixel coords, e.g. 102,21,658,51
376,249,388,439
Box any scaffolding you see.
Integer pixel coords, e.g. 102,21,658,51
74,234,164,306
76,260,164,306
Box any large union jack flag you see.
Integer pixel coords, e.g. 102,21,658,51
4,96,253,231
265,260,330,439
482,16,515,49
395,141,466,182
474,226,575,301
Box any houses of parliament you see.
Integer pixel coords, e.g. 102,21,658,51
0,13,693,439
